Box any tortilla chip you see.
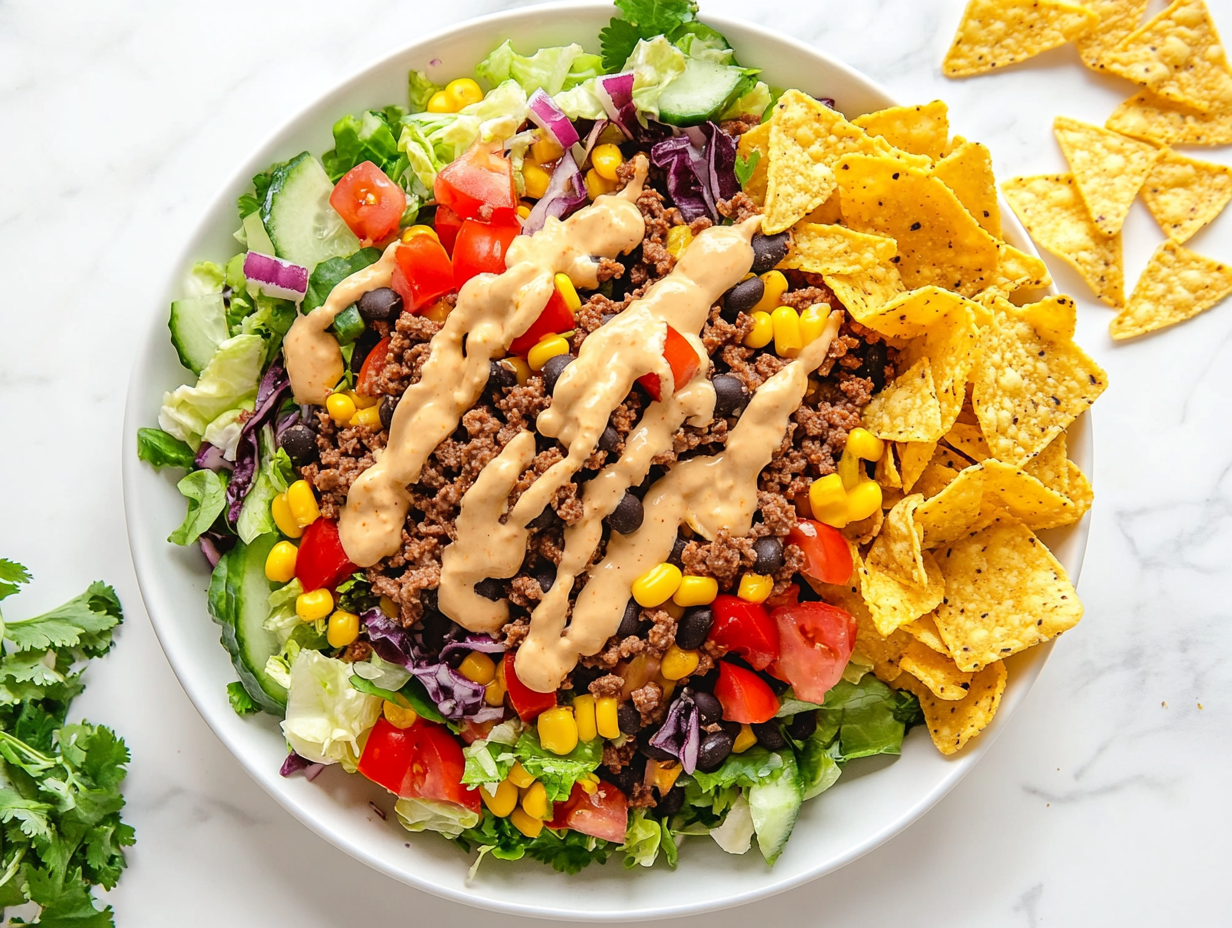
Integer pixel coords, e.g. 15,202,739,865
934,514,1083,672
942,421,990,462
853,101,950,161
1065,459,1094,519
1001,174,1125,308
823,265,907,319
898,441,938,493
851,286,968,339
932,139,1001,238
897,662,1007,754
781,223,899,276
876,441,903,491
971,299,1107,467
804,193,843,224
1107,89,1232,146
1023,432,1069,495
1140,148,1232,243
867,494,928,587
1018,293,1078,342
1075,0,1151,71
916,464,986,546
995,243,1052,292
913,444,974,498
1100,0,1232,114
861,357,944,443
1109,239,1232,339
859,551,947,637
737,123,770,204
836,153,1001,296
898,304,981,433
902,614,951,655
981,459,1078,530
899,646,975,701
1052,116,1160,236
943,0,1098,77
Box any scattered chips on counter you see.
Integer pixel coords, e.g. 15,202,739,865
1052,116,1160,236
1109,239,1232,339
1140,149,1232,243
942,0,1098,77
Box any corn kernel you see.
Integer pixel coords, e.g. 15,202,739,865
457,651,496,686
527,333,570,371
326,392,357,425
578,773,600,795
809,473,849,528
349,404,382,429
752,270,788,314
646,758,682,794
771,305,804,358
379,595,398,618
845,427,885,462
348,389,380,409
673,575,717,607
585,168,617,200
522,161,552,199
800,304,831,345
733,724,757,753
531,133,565,165
285,479,320,527
296,588,333,622
503,356,531,386
264,540,298,583
845,479,883,523
482,778,519,817
554,273,581,312
631,562,683,607
660,644,700,681
665,225,693,260
596,696,621,739
383,700,419,729
445,77,483,110
271,493,303,539
743,311,774,349
573,695,598,742
538,706,579,755
421,298,452,324
510,806,544,837
484,676,507,707
662,600,685,620
658,677,676,702
327,610,359,648
427,89,453,113
521,780,550,819
737,573,773,603
508,761,535,789
516,204,531,219
400,224,438,243
590,143,624,181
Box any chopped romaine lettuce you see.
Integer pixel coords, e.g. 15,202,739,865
263,577,305,640
408,70,441,114
395,796,481,838
689,745,783,793
322,107,410,184
303,247,382,313
816,675,911,762
136,427,195,469
476,41,603,96
280,648,382,767
167,469,228,546
709,792,753,854
158,334,264,448
201,401,253,462
555,36,686,121
621,809,664,868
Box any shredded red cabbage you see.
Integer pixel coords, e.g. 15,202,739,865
225,360,290,522
649,690,701,774
522,151,588,234
650,122,739,223
278,751,324,779
193,442,234,473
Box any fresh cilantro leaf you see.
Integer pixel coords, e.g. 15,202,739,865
735,150,761,188
599,17,642,72
227,682,260,716
525,827,614,875
136,428,196,469
3,582,122,658
0,560,31,603
0,787,54,839
25,865,116,927
615,0,698,36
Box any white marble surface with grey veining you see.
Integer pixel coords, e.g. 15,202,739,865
1,0,1230,924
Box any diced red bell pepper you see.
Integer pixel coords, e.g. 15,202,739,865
355,336,391,397
707,594,780,671
434,140,517,222
452,216,520,289
503,651,557,721
638,324,700,402
294,518,356,593
390,235,454,313
509,289,574,356
786,519,854,586
714,661,780,724
357,717,480,812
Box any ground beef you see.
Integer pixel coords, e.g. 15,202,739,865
717,192,761,224
681,529,757,586
588,673,625,699
603,740,637,772
341,640,373,663
719,114,761,137
629,782,656,809
631,681,664,724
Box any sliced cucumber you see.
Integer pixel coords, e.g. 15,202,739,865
207,533,287,714
169,294,229,375
657,58,748,126
748,750,803,865
260,152,361,271
242,210,276,257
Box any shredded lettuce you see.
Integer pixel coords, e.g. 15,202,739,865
815,675,910,762
167,469,227,546
395,796,481,838
235,427,293,543
554,36,686,121
322,107,410,183
621,809,664,868
408,70,441,113
263,577,305,640
136,427,195,469
689,746,782,793
709,792,753,854
158,334,264,449
505,731,602,802
201,401,253,461
476,41,603,96
280,649,382,767
719,79,771,120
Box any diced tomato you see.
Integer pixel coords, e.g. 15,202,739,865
434,140,517,222
707,594,780,671
637,324,700,402
509,289,574,356
786,519,854,586
329,161,406,246
766,582,801,610
503,652,557,721
358,717,480,812
433,204,464,254
355,336,391,397
294,518,356,593
714,661,780,724
390,235,454,313
452,216,520,289
547,781,629,843
771,601,857,704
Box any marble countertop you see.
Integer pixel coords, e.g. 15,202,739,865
2,0,1231,924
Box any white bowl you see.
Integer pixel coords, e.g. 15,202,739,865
122,3,1092,920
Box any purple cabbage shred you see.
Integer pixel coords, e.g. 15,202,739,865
650,122,739,223
649,691,701,774
225,359,291,522
193,442,233,473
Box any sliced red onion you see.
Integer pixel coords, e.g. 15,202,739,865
522,151,588,234
280,751,312,776
650,691,701,774
594,72,638,138
244,251,308,302
527,88,580,149
573,118,609,168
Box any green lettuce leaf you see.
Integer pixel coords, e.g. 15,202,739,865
235,427,293,544
621,809,663,868
689,746,783,793
815,675,908,762
226,681,260,716
167,469,228,546
408,70,442,114
157,333,265,448
322,108,410,184
555,36,686,121
136,427,196,469
504,731,602,802
303,247,382,313
476,41,603,96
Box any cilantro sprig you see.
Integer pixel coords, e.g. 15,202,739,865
599,0,700,71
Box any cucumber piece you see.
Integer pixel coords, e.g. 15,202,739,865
748,750,803,865
207,533,287,714
329,305,365,345
168,294,229,375
657,58,748,126
242,210,276,257
260,152,361,271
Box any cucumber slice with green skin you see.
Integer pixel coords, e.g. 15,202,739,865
260,152,361,272
242,210,276,257
657,58,748,126
169,294,229,375
207,533,287,714
748,750,803,864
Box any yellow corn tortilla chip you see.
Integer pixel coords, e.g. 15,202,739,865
853,101,950,161
859,551,946,637
898,646,975,701
994,243,1052,292
1053,116,1160,236
1065,459,1094,518
898,304,981,434
1109,239,1232,339
896,662,1007,755
851,286,967,339
902,614,951,655
1023,432,1069,495
1107,89,1232,146
822,264,907,319
898,441,938,493
1018,293,1078,343
971,299,1107,467
781,223,899,276
861,358,944,443
1100,0,1232,114
867,494,928,587
942,0,1099,77
932,139,1002,238
876,441,903,491
942,421,990,462
737,123,770,204
934,514,1083,672
837,154,1001,297
981,459,1078,530
803,193,843,224
1074,0,1151,71
914,444,978,499
916,464,986,546
1001,174,1125,308
1141,148,1232,243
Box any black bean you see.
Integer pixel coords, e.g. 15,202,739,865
639,738,675,762
720,277,764,321
488,359,516,392
600,312,620,326
787,711,817,741
474,578,505,602
571,663,603,692
417,610,451,651
751,232,790,274
692,690,723,726
356,287,403,323
598,425,621,452
752,536,785,575
419,588,439,615
535,566,556,594
690,666,719,692
617,599,642,638
667,534,688,567
760,670,791,696
863,341,889,393
696,730,734,772
349,328,381,375
279,425,318,466
599,763,638,796
618,702,642,734
542,353,575,393
753,721,787,751
675,606,714,650
605,491,644,535
528,506,562,531
378,395,397,431
712,374,749,417
657,785,685,815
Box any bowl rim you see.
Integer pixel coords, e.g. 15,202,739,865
122,2,1094,919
